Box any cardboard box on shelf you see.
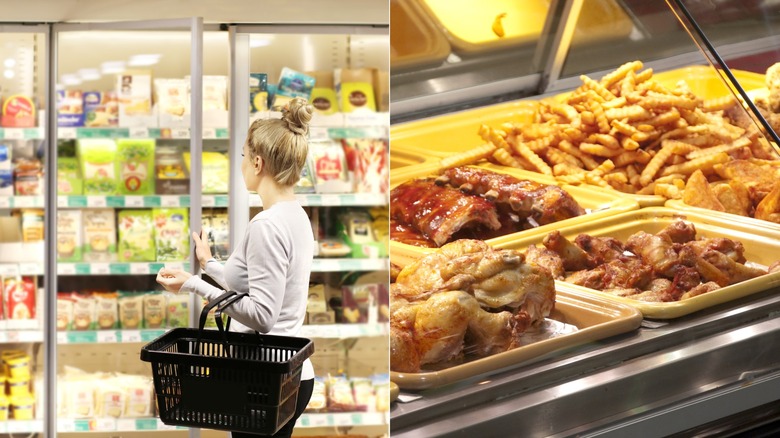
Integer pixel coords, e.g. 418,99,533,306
1,95,36,128
334,68,377,113
83,91,118,127
116,71,155,127
57,90,84,127
0,216,42,263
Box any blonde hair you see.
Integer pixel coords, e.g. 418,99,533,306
246,97,313,186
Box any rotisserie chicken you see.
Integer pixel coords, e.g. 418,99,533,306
390,239,556,373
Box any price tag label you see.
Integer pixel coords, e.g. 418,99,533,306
7,420,34,432
116,419,135,431
202,128,216,139
87,196,107,207
161,196,179,207
321,195,342,206
59,128,77,139
122,330,142,343
202,196,215,207
309,127,330,141
165,262,184,271
310,414,329,427
131,263,150,275
13,196,33,208
94,418,116,431
57,196,67,207
316,259,341,272
0,264,19,277
91,263,110,275
5,129,23,140
18,263,41,275
57,419,76,432
57,331,68,344
0,332,7,343
130,127,148,138
172,128,190,139
97,330,118,343
125,196,144,207
58,264,76,275
0,197,9,208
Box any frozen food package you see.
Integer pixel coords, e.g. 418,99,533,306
272,68,315,110
118,293,144,329
373,374,391,412
165,293,190,328
13,157,43,196
327,376,356,412
4,352,31,380
202,75,228,111
95,381,125,418
342,138,388,194
57,89,84,127
0,144,11,196
309,87,339,115
153,208,190,261
81,209,116,262
117,209,156,262
307,139,350,193
304,378,327,412
57,209,83,262
143,292,166,328
1,94,36,128
56,293,74,331
83,91,119,127
71,293,96,331
154,78,189,118
116,138,155,195
120,374,154,417
57,156,83,195
293,159,316,194
182,151,228,194
249,73,268,112
94,292,118,330
0,393,7,421
209,210,230,260
9,394,34,420
334,68,377,113
155,144,189,195
352,377,374,412
64,379,95,418
77,139,117,195
19,209,44,242
4,276,36,320
116,72,152,116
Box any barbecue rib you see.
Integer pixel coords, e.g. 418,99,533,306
390,178,501,247
436,166,586,225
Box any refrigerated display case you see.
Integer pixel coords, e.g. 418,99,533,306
0,2,390,437
389,1,780,437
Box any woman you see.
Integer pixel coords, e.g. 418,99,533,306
156,97,315,438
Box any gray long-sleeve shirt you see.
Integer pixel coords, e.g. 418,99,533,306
181,200,315,380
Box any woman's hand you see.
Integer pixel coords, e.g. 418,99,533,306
156,268,193,293
192,231,213,270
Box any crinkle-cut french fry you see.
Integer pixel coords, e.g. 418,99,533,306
585,172,614,189
634,68,654,84
567,89,606,105
702,123,744,142
589,159,615,176
440,144,497,170
605,105,652,122
523,134,559,153
677,134,721,147
579,111,596,126
561,126,588,143
639,92,698,110
644,107,681,127
613,149,651,167
580,142,622,157
556,173,586,185
587,133,620,149
637,182,657,195
520,122,558,140
669,154,686,165
665,139,700,156
702,95,737,112
604,171,628,185
640,140,677,186
611,118,641,137
553,162,586,176
483,125,515,153
649,125,708,148
659,151,730,177
685,136,752,159
747,157,780,167
626,164,641,186
478,123,492,142
620,69,636,98
546,147,583,168
580,74,617,101
492,147,526,169
545,102,579,122
600,60,643,87
511,141,553,175
622,136,641,150
558,140,600,170
637,79,673,95
654,174,687,185
654,183,682,199
588,100,611,133
602,96,627,109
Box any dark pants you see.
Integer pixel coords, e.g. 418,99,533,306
232,378,314,438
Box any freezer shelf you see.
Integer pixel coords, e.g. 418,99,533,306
391,284,780,437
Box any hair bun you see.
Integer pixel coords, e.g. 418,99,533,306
282,97,314,135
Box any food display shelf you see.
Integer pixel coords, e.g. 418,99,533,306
0,420,45,434
390,286,780,437
57,418,184,433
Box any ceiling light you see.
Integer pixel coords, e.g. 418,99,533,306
78,68,101,81
128,54,161,67
101,61,126,75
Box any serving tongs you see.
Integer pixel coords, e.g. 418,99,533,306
665,0,780,154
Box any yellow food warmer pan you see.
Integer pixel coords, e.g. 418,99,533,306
391,0,451,72
390,148,439,171
389,164,639,269
390,66,766,207
498,207,780,319
415,0,633,56
391,287,642,390
665,198,780,234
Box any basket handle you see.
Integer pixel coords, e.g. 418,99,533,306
214,292,250,334
198,290,239,331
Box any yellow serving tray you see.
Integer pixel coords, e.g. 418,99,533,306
391,287,642,390
665,199,780,234
391,0,451,72
416,0,633,56
389,164,639,268
498,207,780,319
390,148,438,171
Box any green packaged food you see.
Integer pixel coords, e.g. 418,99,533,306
117,209,156,262
57,157,83,195
77,139,117,195
116,139,155,195
153,208,190,261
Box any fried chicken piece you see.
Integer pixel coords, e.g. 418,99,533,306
464,308,519,357
543,230,596,271
678,245,729,287
645,277,673,296
565,267,606,290
770,260,780,274
685,237,747,263
680,281,721,300
574,234,626,264
700,249,767,285
657,221,697,244
603,258,653,290
524,244,565,279
625,231,680,278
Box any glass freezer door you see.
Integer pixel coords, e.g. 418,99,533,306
0,23,49,437
51,18,203,437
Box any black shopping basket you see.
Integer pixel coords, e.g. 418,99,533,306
140,291,314,435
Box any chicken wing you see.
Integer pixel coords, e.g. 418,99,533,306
543,230,596,271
